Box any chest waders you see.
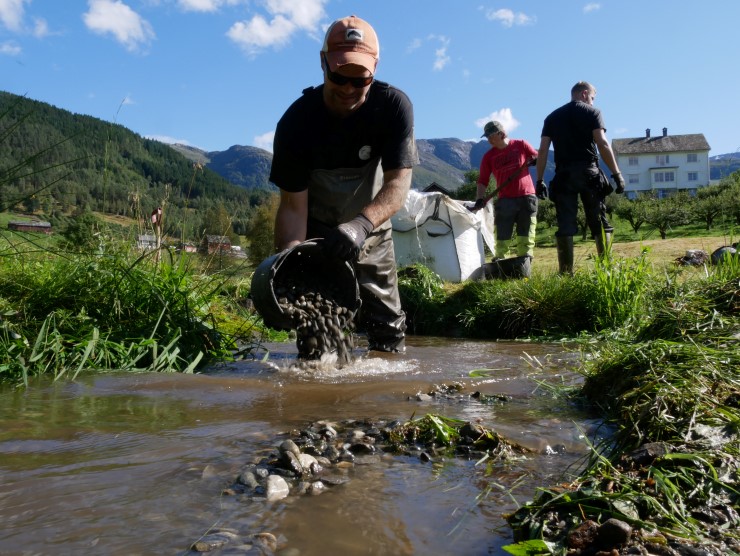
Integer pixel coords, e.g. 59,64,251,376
307,158,406,352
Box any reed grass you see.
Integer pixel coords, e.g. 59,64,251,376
505,257,740,553
0,232,263,386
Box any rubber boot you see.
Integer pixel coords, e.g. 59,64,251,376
494,238,510,260
595,232,612,258
556,236,574,275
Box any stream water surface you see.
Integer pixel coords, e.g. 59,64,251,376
0,337,606,555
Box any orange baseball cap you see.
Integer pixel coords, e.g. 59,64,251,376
321,15,379,74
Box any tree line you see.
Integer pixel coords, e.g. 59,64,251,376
0,91,272,244
456,168,740,241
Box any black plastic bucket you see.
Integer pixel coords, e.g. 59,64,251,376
250,240,361,331
474,255,532,280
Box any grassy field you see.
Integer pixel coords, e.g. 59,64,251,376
529,234,734,275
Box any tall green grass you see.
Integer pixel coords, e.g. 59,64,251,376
0,233,261,386
399,252,657,339
506,257,740,552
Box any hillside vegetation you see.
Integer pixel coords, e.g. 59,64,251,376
0,91,269,240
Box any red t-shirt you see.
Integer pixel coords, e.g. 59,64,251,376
477,139,537,198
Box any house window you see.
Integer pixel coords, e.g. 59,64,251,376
628,174,639,184
688,172,698,181
654,171,675,184
656,155,670,165
687,153,698,163
628,156,639,166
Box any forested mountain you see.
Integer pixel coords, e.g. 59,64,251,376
0,91,270,239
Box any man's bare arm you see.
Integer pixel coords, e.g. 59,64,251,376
593,128,621,175
274,189,308,251
536,136,551,182
360,167,412,228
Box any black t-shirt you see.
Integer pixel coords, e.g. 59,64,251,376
541,101,606,166
269,81,418,192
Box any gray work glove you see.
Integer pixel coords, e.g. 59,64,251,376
472,198,486,212
323,214,374,260
612,172,625,194
535,179,548,200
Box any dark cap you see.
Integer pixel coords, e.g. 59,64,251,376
481,121,505,138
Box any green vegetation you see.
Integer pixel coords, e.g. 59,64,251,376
3,88,740,554
503,259,740,554
0,230,271,386
399,249,656,339
0,91,270,242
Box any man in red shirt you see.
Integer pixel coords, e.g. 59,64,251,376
474,121,539,267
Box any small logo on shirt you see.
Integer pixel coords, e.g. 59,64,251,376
359,145,372,160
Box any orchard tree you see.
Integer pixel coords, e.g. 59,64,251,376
642,192,692,240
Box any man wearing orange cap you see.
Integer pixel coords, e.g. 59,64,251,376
270,16,419,353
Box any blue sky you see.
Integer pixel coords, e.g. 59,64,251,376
2,0,739,157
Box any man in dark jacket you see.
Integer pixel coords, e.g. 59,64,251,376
534,81,624,274
269,15,419,352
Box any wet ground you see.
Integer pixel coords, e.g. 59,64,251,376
0,336,607,555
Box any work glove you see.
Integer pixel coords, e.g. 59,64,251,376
612,172,625,194
323,214,374,260
472,198,486,212
535,179,548,200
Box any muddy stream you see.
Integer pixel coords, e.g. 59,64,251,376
0,337,607,555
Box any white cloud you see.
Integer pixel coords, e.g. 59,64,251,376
406,37,422,53
475,108,520,134
484,8,536,28
430,34,450,71
0,0,28,32
31,17,49,38
583,3,601,13
226,0,327,54
147,134,192,145
254,130,274,152
176,0,242,13
0,39,21,55
83,0,155,53
408,35,451,71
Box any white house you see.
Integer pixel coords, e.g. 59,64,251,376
612,128,711,199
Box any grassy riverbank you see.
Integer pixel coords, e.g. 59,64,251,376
503,261,740,555
1,225,738,554
394,243,740,554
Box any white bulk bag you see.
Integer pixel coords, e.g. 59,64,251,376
391,189,495,282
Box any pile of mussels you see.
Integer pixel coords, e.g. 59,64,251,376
276,285,356,365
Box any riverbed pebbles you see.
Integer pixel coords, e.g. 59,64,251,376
189,407,525,554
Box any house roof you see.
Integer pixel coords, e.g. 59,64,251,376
205,235,230,243
9,220,51,227
612,133,710,155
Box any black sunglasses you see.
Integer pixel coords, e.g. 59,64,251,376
322,54,373,88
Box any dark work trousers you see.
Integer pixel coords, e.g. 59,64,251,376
353,226,406,350
307,220,406,351
551,163,613,238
